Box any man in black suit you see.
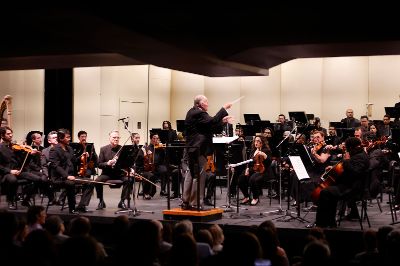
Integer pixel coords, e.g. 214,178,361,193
49,129,93,213
0,126,46,209
95,130,131,209
181,95,233,209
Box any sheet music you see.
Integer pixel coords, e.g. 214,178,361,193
289,156,310,180
212,136,239,144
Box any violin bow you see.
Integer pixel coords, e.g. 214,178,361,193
18,150,32,172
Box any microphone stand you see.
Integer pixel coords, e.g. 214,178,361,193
269,121,310,223
115,118,154,216
260,123,297,216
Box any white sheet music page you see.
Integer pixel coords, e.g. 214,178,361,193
212,136,239,144
289,156,310,181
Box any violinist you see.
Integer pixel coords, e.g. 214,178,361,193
0,126,48,209
132,133,156,200
238,136,272,206
310,137,369,228
49,129,93,213
289,130,332,208
77,130,98,177
95,130,130,210
148,133,168,197
24,131,54,203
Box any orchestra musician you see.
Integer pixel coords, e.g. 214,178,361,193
131,132,157,200
238,136,272,206
181,94,232,210
340,108,361,128
95,130,130,210
310,137,370,228
203,155,216,206
274,114,293,139
290,130,332,208
162,120,178,143
148,133,168,196
49,129,93,213
0,126,49,209
42,131,58,177
77,130,98,177
24,131,54,204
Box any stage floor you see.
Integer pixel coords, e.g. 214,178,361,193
3,186,399,231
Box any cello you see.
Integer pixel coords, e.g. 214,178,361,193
310,160,344,203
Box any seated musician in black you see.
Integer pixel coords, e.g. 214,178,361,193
95,130,131,209
25,131,53,204
49,129,93,213
238,135,272,206
0,127,48,209
312,137,370,228
162,120,178,143
148,133,169,196
76,130,98,177
289,130,332,207
131,132,156,200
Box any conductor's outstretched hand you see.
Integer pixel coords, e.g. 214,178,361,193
223,102,232,110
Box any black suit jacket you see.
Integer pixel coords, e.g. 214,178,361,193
98,144,123,176
184,106,228,156
0,143,19,175
340,149,370,191
49,144,76,179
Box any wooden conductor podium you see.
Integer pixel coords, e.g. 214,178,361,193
163,208,223,222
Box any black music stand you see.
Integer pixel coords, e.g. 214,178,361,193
253,120,272,133
244,113,261,125
385,107,400,119
166,142,186,206
289,111,309,126
114,145,153,216
241,125,257,137
150,128,170,144
69,142,94,157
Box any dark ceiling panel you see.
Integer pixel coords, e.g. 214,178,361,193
1,7,400,76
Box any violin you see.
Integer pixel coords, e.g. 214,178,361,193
143,144,155,172
154,143,166,149
205,155,215,173
78,144,88,177
253,153,265,173
313,141,326,153
11,144,33,153
362,136,388,152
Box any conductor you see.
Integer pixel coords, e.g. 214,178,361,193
181,95,233,210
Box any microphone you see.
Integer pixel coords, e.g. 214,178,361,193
118,117,129,121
